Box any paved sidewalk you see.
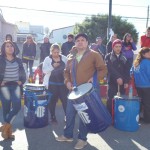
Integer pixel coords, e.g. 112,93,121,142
0,104,150,150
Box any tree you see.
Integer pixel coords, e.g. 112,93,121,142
73,14,138,44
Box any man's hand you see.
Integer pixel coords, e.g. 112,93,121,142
66,82,73,90
117,78,123,85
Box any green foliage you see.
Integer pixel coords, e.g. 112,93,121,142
73,14,138,44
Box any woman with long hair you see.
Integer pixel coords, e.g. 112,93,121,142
43,43,68,123
122,33,137,72
133,47,150,123
0,40,26,140
22,35,36,76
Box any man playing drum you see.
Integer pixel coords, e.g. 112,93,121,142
56,33,107,149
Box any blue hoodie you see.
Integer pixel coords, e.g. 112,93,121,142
133,59,150,88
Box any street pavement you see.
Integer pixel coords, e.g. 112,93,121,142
0,102,150,150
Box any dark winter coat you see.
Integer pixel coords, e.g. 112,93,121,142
61,41,75,56
40,42,51,63
105,51,130,84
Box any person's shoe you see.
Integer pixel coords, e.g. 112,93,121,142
56,135,73,142
8,124,15,140
1,123,11,139
74,139,87,149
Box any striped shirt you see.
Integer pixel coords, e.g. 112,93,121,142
3,59,19,82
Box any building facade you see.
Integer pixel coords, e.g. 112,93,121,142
49,25,74,45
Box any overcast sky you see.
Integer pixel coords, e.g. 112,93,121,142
0,0,149,34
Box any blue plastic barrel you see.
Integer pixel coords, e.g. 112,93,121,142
68,83,112,133
114,95,140,132
23,84,51,128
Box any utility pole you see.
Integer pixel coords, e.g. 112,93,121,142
107,0,112,41
146,5,149,28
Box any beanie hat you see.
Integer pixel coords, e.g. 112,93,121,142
112,39,122,48
75,33,88,41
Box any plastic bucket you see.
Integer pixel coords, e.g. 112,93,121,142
114,96,140,132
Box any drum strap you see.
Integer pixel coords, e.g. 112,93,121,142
92,71,98,88
72,59,77,88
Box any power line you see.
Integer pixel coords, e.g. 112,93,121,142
0,5,91,16
57,0,147,8
0,5,149,21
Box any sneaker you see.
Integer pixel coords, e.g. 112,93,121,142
74,139,87,149
56,135,73,142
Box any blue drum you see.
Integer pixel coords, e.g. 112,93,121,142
24,83,51,128
68,83,112,133
114,95,140,132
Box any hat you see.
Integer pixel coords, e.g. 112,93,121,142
75,33,88,41
112,39,122,48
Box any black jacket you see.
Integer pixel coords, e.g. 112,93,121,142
105,51,130,84
22,43,36,58
0,56,26,85
61,41,75,56
40,42,51,63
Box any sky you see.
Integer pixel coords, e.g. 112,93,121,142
0,0,149,35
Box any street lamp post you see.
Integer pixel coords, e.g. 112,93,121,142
146,5,149,28
107,0,112,41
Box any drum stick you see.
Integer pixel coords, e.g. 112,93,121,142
117,84,120,97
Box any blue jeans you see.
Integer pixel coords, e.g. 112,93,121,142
23,59,34,76
63,82,100,141
64,99,88,141
0,84,21,124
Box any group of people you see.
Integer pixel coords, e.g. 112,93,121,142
0,26,150,150
0,33,75,141
54,29,150,149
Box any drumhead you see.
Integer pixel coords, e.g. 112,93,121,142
25,83,45,91
114,95,140,101
68,83,93,100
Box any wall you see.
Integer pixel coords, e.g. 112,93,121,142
50,26,74,45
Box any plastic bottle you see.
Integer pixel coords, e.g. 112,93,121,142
128,85,133,99
28,76,33,83
35,73,39,84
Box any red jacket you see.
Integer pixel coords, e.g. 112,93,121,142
140,35,150,48
33,68,44,84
